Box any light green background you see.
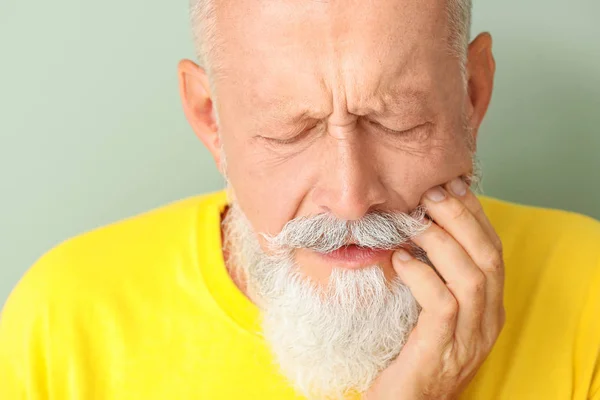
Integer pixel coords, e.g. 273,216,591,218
1,0,599,306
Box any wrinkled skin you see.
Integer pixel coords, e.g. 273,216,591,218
178,0,503,398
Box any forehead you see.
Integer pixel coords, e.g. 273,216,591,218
215,0,450,68
214,0,454,117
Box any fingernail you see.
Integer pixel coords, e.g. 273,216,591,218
394,249,413,262
425,186,446,202
449,177,468,196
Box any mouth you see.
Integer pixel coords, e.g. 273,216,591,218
318,244,394,269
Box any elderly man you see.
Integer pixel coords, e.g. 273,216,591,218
2,0,600,399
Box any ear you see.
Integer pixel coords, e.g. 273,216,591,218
178,59,222,169
465,32,496,140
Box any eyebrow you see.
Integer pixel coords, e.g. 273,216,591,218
256,87,432,126
259,100,324,127
378,88,432,115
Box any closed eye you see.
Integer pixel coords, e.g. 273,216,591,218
260,122,321,145
367,120,430,135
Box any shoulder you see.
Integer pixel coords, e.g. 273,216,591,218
0,191,227,396
20,192,222,287
1,191,225,331
477,196,600,396
479,195,600,312
479,195,600,233
479,195,600,259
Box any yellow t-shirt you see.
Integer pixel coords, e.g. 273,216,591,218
1,191,600,400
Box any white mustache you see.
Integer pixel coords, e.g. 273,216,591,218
262,205,431,254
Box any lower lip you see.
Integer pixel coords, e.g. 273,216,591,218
320,245,393,269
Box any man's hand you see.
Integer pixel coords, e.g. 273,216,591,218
366,177,506,400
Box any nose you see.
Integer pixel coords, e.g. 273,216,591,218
311,134,388,221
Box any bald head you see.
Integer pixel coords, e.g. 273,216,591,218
189,0,472,75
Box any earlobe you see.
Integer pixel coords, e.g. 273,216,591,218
178,59,222,165
466,33,496,137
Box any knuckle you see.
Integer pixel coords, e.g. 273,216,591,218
466,272,486,295
427,228,451,246
437,295,459,321
469,198,484,215
448,200,470,222
494,237,504,253
481,248,504,271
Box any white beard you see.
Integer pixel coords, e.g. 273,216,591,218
223,203,421,399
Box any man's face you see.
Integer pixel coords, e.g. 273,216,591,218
213,0,476,284
180,0,495,396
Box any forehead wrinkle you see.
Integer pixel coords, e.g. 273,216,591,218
347,87,431,118
348,41,430,116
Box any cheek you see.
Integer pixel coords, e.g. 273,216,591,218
376,131,472,205
223,139,316,241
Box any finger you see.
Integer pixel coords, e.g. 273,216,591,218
392,249,457,349
446,177,502,252
410,220,486,341
423,183,505,339
444,179,506,336
423,184,503,277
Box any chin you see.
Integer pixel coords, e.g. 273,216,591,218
259,263,419,399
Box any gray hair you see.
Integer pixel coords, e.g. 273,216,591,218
188,0,472,74
263,207,431,254
188,0,217,74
